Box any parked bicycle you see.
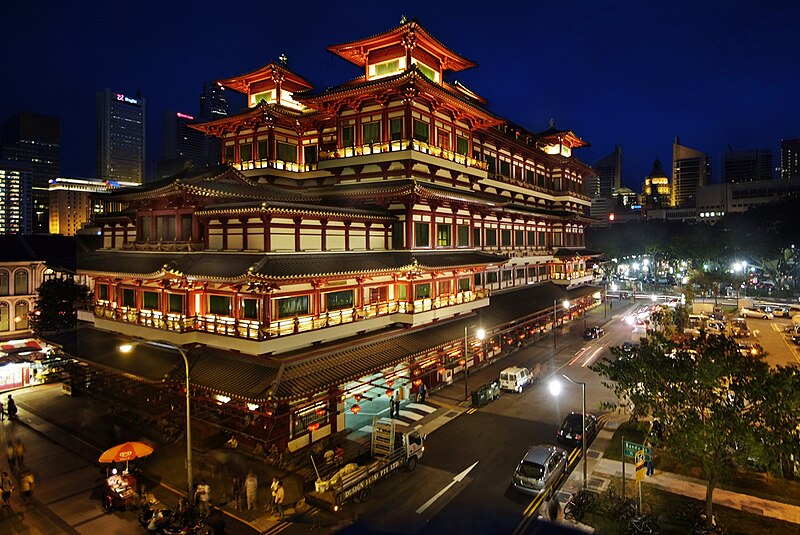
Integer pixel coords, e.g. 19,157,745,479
564,489,597,522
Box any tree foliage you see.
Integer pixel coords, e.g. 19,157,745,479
30,278,90,335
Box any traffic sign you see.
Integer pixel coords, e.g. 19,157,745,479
624,440,652,461
635,450,647,482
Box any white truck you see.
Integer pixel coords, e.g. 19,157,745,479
305,418,424,511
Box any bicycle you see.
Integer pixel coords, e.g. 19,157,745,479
628,513,659,534
564,489,597,522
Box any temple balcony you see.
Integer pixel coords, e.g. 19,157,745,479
118,241,205,252
90,289,489,355
319,139,488,172
550,271,596,288
231,158,317,173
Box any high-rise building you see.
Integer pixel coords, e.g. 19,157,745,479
643,158,672,207
49,177,138,236
96,89,146,184
672,138,710,207
781,138,800,180
157,111,208,179
722,148,772,183
592,145,622,198
1,113,61,233
0,159,33,234
199,81,229,165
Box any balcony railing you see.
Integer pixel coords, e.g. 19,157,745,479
92,289,487,341
232,159,317,173
319,139,488,171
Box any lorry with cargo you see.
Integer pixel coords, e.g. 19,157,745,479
305,418,424,511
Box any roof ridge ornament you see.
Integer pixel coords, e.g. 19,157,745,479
278,53,288,67
400,15,407,24
549,118,555,128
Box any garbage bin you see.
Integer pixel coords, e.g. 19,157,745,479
484,380,500,401
471,388,487,408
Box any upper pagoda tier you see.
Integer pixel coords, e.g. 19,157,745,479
536,121,590,158
218,62,314,110
327,19,477,85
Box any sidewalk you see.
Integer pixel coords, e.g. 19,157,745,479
554,413,800,526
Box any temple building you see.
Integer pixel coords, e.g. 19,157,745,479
70,20,600,453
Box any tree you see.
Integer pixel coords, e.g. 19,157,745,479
593,332,770,527
30,278,90,335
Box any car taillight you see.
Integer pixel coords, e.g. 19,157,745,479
576,434,582,440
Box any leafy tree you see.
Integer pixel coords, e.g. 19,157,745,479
593,332,769,527
30,278,90,335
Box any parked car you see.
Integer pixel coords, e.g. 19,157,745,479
499,366,533,393
556,412,598,447
730,318,751,338
737,342,763,357
740,306,773,319
766,306,797,318
512,445,568,496
583,326,605,339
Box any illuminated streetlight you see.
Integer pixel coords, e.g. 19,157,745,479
549,374,587,488
463,326,486,401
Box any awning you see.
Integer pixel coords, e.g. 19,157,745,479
0,339,43,355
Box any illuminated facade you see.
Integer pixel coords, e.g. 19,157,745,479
0,160,33,234
77,21,600,450
96,89,146,184
672,138,710,207
643,158,672,208
49,177,139,236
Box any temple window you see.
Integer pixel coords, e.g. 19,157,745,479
368,286,387,304
458,277,471,292
369,58,404,80
340,125,355,148
537,173,546,188
180,215,192,241
362,121,381,144
142,291,159,310
239,142,253,162
303,145,317,164
397,285,407,301
414,61,438,82
414,222,430,247
276,142,297,163
224,144,235,163
526,169,535,185
14,270,28,295
472,227,481,247
168,294,184,314
474,273,483,286
437,129,450,151
515,230,524,247
140,216,151,241
485,155,496,174
241,298,258,320
276,295,309,318
436,224,451,247
257,139,268,160
14,301,28,330
485,229,497,247
249,90,274,107
0,270,9,296
413,120,429,143
527,230,536,246
516,268,525,280
122,288,136,308
486,272,498,284
97,284,109,301
437,280,451,296
501,230,511,247
538,231,546,246
456,136,469,156
502,270,512,282
390,118,403,141
414,283,431,299
325,290,353,311
208,295,232,316
156,216,176,241
499,160,510,177
553,232,563,247
457,225,470,247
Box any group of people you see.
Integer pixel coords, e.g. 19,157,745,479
229,472,285,520
1,437,35,509
0,395,18,421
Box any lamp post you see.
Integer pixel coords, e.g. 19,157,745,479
553,299,570,351
463,325,486,401
549,374,587,488
120,340,193,507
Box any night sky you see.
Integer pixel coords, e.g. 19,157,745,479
3,0,798,188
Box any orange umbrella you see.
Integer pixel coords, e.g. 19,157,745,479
98,441,154,464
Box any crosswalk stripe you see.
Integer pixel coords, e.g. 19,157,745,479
406,402,436,413
398,410,423,421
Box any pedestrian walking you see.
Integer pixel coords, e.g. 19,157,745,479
195,479,211,517
1,471,13,507
0,400,5,421
14,440,25,470
19,470,34,505
646,455,655,476
419,382,427,403
546,494,561,521
244,471,258,511
6,395,17,421
274,480,285,520
268,476,279,513
230,476,242,511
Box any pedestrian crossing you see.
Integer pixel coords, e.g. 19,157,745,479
356,401,436,434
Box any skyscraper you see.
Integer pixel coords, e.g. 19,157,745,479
781,138,800,180
157,111,208,179
1,112,61,233
722,148,772,183
0,160,33,234
643,158,671,208
199,81,229,165
672,138,710,207
592,144,622,198
96,89,146,183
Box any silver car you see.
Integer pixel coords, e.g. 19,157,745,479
512,445,568,495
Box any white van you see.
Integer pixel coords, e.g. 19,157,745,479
500,367,533,393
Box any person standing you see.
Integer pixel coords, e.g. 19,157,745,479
230,476,242,511
6,395,17,421
195,479,211,517
1,471,13,507
14,440,25,470
274,480,285,520
419,383,427,403
19,470,34,505
244,471,258,511
0,400,5,421
268,476,279,513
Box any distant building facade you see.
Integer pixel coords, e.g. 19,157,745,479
722,149,772,183
696,177,800,222
0,160,33,234
781,138,800,180
49,178,138,236
96,89,146,184
642,158,672,208
591,145,622,198
199,81,229,166
157,111,208,179
672,139,710,207
1,113,61,233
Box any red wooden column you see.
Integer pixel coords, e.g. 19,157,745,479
344,221,352,251
240,218,248,251
294,217,302,252
320,219,328,251
262,214,271,252
110,224,116,249
364,222,371,251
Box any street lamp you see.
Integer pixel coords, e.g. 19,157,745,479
553,299,570,350
119,340,193,508
463,326,486,401
549,374,587,488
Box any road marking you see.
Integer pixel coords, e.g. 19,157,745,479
406,402,436,413
568,347,588,366
416,461,478,514
398,410,423,421
581,346,605,367
466,408,477,414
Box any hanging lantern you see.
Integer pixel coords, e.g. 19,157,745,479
413,379,422,387
386,379,395,388
385,389,395,398
307,422,320,432
354,393,363,402
458,358,466,366
315,408,327,417
437,367,446,375
350,404,361,414
413,368,421,376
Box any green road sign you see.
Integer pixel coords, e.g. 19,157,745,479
624,440,652,461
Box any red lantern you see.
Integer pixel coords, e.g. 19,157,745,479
354,393,363,401
385,389,395,398
315,408,327,417
307,422,320,432
413,379,422,387
437,367,446,375
413,368,421,376
350,404,361,414
386,379,394,388
458,358,466,366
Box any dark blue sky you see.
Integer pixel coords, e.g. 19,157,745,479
3,0,798,188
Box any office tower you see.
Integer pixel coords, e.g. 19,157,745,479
199,81,229,165
49,177,108,236
781,138,800,180
157,111,207,179
643,158,671,207
592,145,622,197
672,138,710,207
1,113,61,233
0,160,33,234
722,148,772,183
96,89,146,183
